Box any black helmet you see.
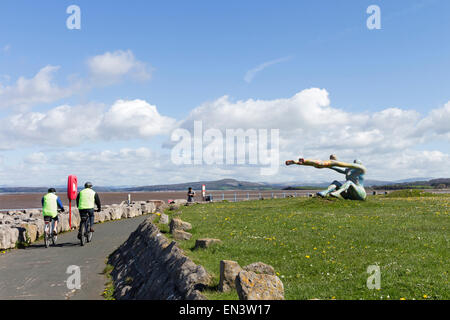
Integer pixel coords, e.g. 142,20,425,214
48,188,56,193
84,182,93,188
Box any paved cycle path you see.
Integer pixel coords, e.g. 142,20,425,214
0,214,150,300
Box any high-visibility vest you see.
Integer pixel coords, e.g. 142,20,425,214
43,193,58,218
78,188,96,210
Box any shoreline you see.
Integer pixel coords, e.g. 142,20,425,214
2,189,449,211
0,190,310,210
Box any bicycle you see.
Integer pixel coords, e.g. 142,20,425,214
44,216,58,248
79,214,93,246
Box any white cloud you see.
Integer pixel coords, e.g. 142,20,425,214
3,145,447,187
0,65,78,110
244,56,291,83
174,88,450,181
0,99,176,148
101,99,177,139
1,87,449,185
362,149,450,180
417,101,450,139
24,152,48,164
179,88,435,155
22,147,162,186
0,50,152,110
1,103,103,147
87,50,152,83
181,88,347,131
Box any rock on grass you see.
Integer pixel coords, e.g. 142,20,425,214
172,229,192,241
169,218,192,233
235,270,284,300
194,238,222,249
219,260,242,292
243,262,276,275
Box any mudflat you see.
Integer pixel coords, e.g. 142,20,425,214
0,190,313,210
0,192,187,210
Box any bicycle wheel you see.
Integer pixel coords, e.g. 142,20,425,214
87,221,93,243
85,220,91,243
80,221,86,246
51,221,57,246
44,224,50,248
44,232,49,248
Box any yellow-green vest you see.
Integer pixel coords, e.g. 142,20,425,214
78,188,96,210
43,193,58,218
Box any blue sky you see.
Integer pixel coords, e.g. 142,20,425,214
0,0,449,186
2,0,449,113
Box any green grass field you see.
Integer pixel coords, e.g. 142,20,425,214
160,191,449,300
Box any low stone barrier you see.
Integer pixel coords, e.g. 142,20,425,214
0,200,167,250
107,217,211,300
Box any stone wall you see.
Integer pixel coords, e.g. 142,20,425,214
107,217,210,300
0,200,167,250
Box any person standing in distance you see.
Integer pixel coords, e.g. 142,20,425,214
187,187,195,203
76,182,101,239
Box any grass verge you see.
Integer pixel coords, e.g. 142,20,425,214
102,263,115,300
162,193,449,300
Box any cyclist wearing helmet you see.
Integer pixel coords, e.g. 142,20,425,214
76,182,101,238
42,188,65,235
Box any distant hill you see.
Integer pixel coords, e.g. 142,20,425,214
394,177,433,183
280,179,429,189
0,187,51,193
125,179,271,191
373,178,450,190
0,179,273,193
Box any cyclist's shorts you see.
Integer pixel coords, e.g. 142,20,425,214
79,209,95,216
44,215,59,222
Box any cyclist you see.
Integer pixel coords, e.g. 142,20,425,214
76,182,101,239
42,188,65,235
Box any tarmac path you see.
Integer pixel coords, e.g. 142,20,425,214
0,214,149,300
